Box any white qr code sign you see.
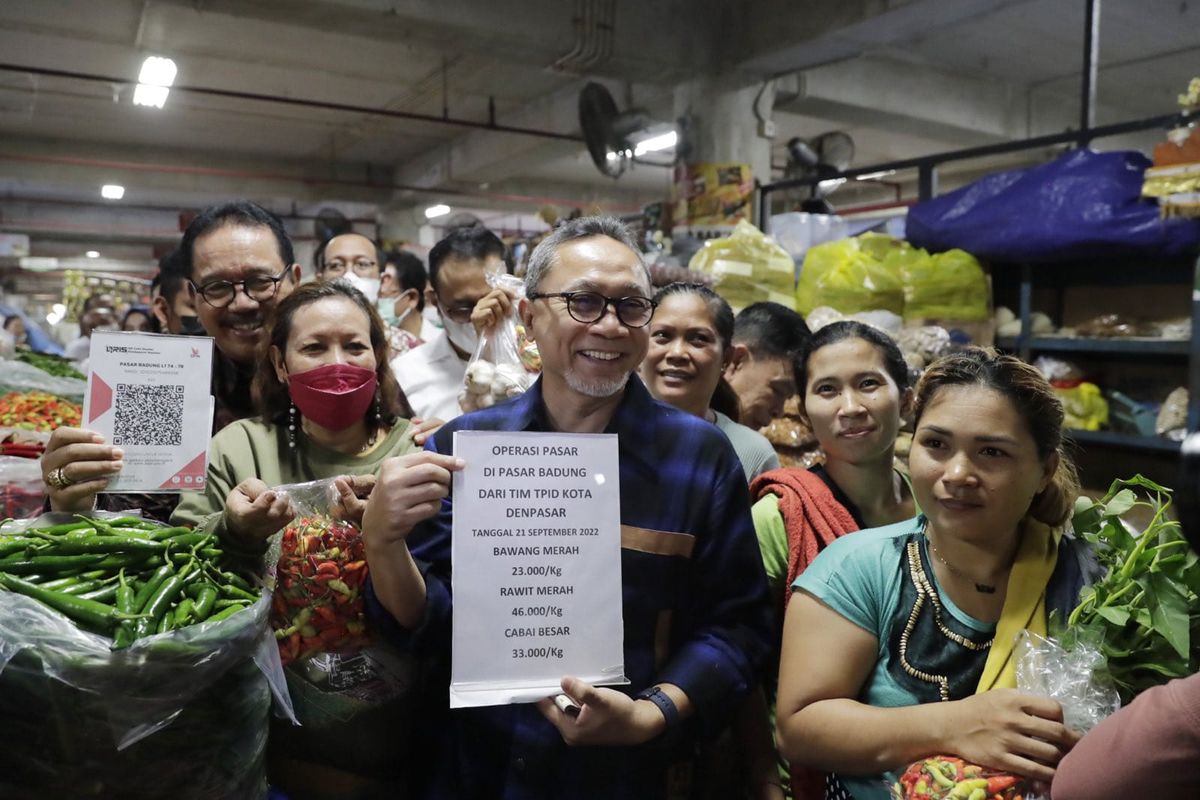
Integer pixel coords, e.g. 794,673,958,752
84,331,215,493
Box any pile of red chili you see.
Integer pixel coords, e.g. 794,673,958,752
271,514,369,666
0,391,82,432
894,756,1027,800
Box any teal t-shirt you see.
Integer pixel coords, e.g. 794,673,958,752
791,516,996,800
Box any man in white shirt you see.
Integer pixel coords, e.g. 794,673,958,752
390,226,510,422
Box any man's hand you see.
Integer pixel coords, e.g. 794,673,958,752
535,676,666,747
41,427,123,512
361,451,464,548
407,417,445,447
333,474,376,527
470,287,515,335
223,478,294,542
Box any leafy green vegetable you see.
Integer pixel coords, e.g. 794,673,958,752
1061,475,1200,703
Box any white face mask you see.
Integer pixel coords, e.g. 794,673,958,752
339,273,380,304
441,314,478,356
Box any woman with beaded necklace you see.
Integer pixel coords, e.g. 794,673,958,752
776,348,1100,800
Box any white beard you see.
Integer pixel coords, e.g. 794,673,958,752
563,367,631,398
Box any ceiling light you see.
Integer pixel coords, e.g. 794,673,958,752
101,184,125,200
138,56,177,87
856,169,897,181
86,250,100,258
133,84,170,108
133,56,176,108
425,204,451,219
633,130,677,156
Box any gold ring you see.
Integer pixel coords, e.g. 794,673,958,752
47,466,73,490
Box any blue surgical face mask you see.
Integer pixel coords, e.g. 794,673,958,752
376,296,399,326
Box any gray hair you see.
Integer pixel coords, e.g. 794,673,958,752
524,216,650,295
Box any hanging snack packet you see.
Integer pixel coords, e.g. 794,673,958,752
459,272,540,412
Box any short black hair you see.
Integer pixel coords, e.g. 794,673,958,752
155,249,188,304
388,250,428,312
733,302,811,361
796,320,909,398
427,226,505,293
178,201,294,280
314,233,386,275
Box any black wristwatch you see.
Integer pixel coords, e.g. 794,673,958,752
635,685,680,730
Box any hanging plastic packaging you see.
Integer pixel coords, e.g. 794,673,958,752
906,149,1200,262
795,233,905,316
0,512,289,800
460,272,540,413
688,219,796,312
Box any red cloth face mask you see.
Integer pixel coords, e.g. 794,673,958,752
286,363,378,431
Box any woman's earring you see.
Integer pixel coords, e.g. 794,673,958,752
375,388,383,424
288,402,297,450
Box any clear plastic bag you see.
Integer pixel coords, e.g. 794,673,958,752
267,478,422,778
1015,629,1121,735
0,358,87,402
0,454,47,519
459,272,540,413
0,512,289,800
688,219,797,311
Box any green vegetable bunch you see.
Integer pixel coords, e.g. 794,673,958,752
1063,475,1200,703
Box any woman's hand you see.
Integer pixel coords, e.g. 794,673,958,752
469,287,514,335
361,451,465,548
223,478,294,542
939,688,1080,783
407,417,445,447
41,427,123,512
333,474,375,527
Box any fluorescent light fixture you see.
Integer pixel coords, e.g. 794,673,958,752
138,56,177,87
856,169,897,181
101,184,125,200
818,178,847,192
86,250,100,258
133,56,176,108
633,130,677,156
133,83,170,108
425,204,451,219
46,304,67,326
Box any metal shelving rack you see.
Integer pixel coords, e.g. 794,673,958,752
992,254,1200,456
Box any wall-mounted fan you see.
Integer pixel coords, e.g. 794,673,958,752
785,132,855,213
579,82,651,179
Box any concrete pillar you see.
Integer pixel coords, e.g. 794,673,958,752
377,203,425,248
671,78,775,233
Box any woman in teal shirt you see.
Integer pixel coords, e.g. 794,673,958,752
777,348,1097,800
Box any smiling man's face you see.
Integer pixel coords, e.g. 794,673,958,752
189,223,298,366
522,235,651,402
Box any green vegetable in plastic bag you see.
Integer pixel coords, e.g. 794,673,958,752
688,220,796,312
795,235,905,316
903,248,990,322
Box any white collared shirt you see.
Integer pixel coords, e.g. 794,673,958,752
391,328,467,422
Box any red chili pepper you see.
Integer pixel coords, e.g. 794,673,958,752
985,776,1018,793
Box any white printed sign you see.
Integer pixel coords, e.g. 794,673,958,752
84,331,214,493
450,430,627,708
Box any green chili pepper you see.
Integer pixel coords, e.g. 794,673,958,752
204,603,248,623
174,598,195,626
924,762,956,790
79,584,119,603
144,563,194,630
0,573,123,632
133,565,173,611
0,554,105,574
192,584,219,621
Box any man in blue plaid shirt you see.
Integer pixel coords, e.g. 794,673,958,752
365,216,774,799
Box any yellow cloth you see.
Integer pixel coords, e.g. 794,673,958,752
975,519,1062,692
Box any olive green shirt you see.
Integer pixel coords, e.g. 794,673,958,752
171,417,417,535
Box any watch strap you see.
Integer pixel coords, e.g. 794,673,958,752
636,685,680,730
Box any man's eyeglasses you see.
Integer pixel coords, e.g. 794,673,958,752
527,291,656,328
190,266,291,309
323,258,378,278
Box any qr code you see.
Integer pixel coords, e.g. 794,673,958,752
113,384,185,446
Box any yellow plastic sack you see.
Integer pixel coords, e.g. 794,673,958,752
795,235,905,316
687,220,796,312
1054,382,1109,431
903,248,990,322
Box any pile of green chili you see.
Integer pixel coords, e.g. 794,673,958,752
0,515,260,647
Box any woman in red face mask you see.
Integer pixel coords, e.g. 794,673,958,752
167,280,443,797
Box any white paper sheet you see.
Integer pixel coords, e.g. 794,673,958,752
449,430,627,708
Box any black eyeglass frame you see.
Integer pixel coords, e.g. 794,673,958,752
527,290,657,328
189,265,292,309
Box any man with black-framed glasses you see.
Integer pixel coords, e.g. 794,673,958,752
366,215,773,799
391,225,511,422
180,201,302,430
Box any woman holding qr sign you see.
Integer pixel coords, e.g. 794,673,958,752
775,349,1100,800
